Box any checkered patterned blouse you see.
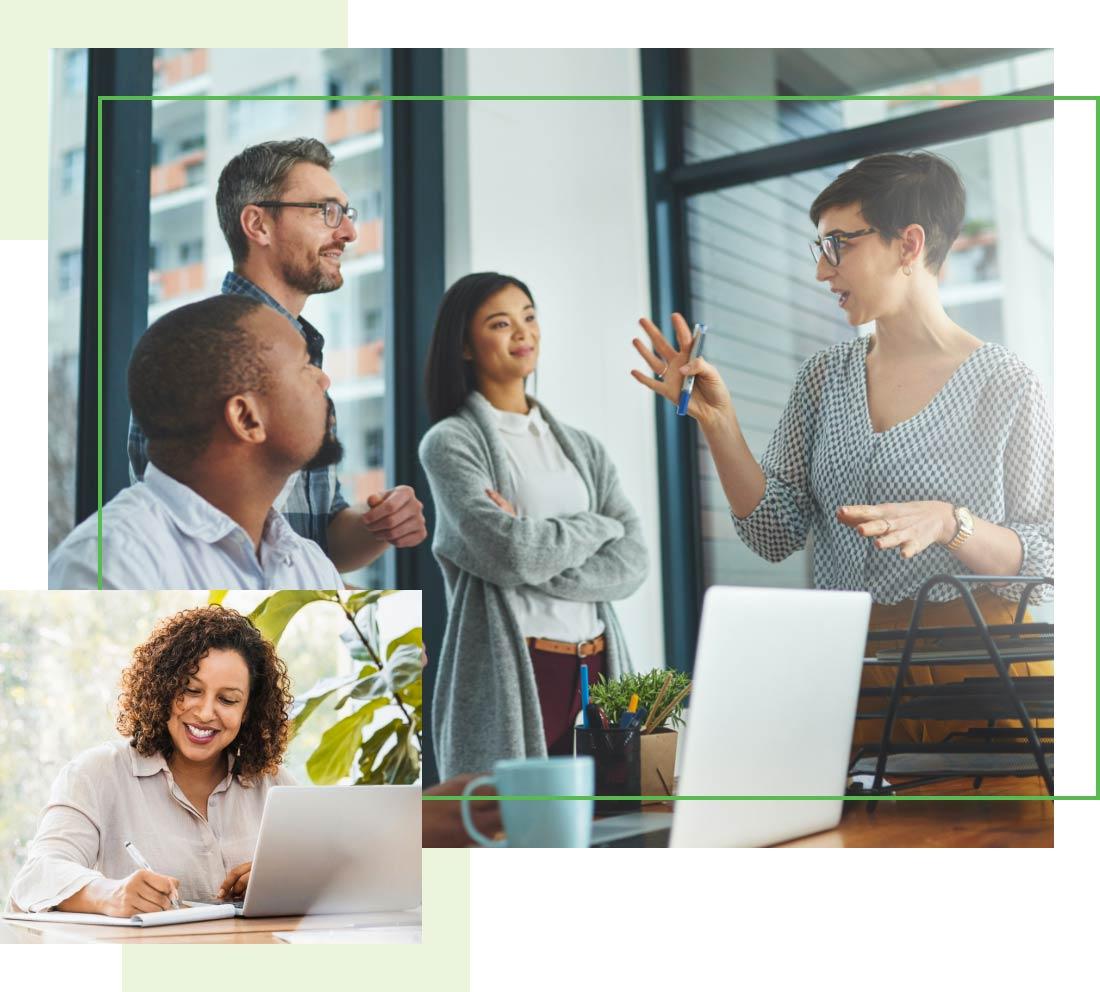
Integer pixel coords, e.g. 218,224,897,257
731,336,1054,605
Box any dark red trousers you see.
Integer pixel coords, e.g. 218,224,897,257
527,642,607,755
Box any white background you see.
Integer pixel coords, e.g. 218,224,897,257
2,7,1096,989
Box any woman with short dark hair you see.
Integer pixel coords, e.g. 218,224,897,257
421,273,648,778
8,606,294,915
633,151,1053,747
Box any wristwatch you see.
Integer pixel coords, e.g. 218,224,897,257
946,505,975,552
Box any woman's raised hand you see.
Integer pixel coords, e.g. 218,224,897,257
631,313,734,430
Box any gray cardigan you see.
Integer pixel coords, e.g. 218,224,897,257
419,392,648,778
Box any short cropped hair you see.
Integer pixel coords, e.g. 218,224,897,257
117,606,293,781
216,137,335,265
127,295,270,468
809,152,966,273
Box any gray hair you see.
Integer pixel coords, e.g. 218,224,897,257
216,137,335,265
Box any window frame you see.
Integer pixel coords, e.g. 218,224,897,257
640,49,1054,672
70,50,446,607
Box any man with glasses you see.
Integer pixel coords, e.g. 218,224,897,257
128,137,427,575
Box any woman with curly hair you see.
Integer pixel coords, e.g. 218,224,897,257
8,605,294,917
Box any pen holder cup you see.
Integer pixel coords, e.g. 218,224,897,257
574,726,642,815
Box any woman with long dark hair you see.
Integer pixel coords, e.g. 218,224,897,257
420,273,648,778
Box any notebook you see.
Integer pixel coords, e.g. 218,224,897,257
3,902,237,927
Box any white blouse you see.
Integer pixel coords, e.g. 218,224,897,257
8,739,295,912
485,398,605,643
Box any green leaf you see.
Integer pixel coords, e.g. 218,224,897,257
355,717,403,781
347,670,389,701
384,644,423,692
249,590,335,646
332,664,381,709
305,698,387,785
290,666,375,734
380,724,420,784
345,589,396,614
386,626,423,661
588,668,692,728
396,678,422,709
346,601,381,660
208,590,228,605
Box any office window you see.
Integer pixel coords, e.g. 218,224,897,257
364,426,384,468
683,49,1052,163
675,49,1053,597
178,237,203,264
62,49,87,96
60,148,84,196
226,78,298,141
57,250,81,294
47,50,88,552
146,48,388,587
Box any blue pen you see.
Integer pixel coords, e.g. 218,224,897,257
580,664,589,728
676,323,707,417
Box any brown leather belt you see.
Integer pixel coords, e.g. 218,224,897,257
527,635,607,658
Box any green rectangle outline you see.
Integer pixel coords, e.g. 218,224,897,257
97,91,1096,801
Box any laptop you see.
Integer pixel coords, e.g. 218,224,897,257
592,586,872,848
229,784,421,916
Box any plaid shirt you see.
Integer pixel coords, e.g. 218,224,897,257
127,272,350,552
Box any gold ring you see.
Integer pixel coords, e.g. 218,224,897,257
655,361,670,382
882,519,892,535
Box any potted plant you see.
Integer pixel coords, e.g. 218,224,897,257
589,669,691,800
212,589,423,785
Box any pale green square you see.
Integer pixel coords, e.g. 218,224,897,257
121,849,468,989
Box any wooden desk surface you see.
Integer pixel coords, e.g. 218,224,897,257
776,776,1052,848
0,909,422,944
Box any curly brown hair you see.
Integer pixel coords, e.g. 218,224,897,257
117,606,293,780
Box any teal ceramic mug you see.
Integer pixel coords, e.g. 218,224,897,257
460,756,595,848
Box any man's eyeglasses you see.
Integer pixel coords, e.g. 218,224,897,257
253,200,358,229
810,228,877,267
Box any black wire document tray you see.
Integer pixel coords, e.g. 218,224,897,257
850,574,1053,796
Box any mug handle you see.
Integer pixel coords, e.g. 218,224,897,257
460,774,507,847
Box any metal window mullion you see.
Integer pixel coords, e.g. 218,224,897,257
384,48,445,783
642,49,706,674
669,84,1055,197
76,48,153,524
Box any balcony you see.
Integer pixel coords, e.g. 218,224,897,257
888,75,981,112
151,149,206,197
328,340,384,384
352,217,383,256
154,49,209,90
349,468,387,505
149,262,205,305
326,102,382,143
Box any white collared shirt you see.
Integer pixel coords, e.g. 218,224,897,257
48,464,344,590
486,398,604,643
7,739,295,912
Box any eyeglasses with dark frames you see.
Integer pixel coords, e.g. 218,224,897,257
253,200,359,229
810,227,877,267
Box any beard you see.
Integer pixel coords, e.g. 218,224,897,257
303,396,345,471
278,250,344,296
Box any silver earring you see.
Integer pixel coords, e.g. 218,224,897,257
903,264,912,276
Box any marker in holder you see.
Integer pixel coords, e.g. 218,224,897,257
574,725,642,815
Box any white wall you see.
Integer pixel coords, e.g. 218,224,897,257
442,48,665,669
